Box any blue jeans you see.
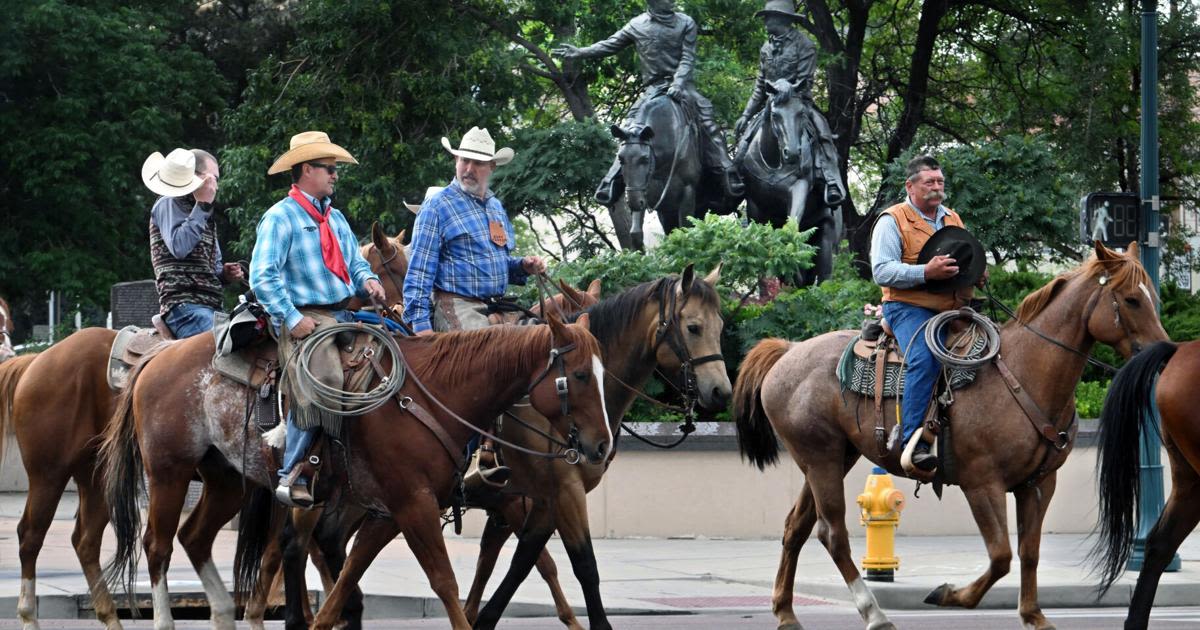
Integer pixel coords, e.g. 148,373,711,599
279,309,355,482
165,303,216,339
882,301,946,443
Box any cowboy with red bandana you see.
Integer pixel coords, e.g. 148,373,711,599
250,131,386,507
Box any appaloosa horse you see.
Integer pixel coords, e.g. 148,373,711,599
737,82,839,285
610,89,703,250
734,242,1166,630
101,309,613,630
467,265,732,630
1093,337,1200,630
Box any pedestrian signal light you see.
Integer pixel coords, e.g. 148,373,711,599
1079,192,1141,250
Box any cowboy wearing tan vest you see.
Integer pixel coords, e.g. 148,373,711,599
870,154,987,474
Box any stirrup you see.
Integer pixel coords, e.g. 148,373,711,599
900,431,937,477
274,473,314,509
478,465,512,488
824,183,844,206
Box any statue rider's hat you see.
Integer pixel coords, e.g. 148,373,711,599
755,0,803,21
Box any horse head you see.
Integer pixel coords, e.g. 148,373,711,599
533,310,613,465
1082,241,1170,357
764,80,808,166
360,222,408,309
611,123,656,211
654,264,733,412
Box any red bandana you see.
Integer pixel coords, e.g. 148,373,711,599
289,185,350,284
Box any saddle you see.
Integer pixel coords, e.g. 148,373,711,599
836,319,986,400
107,326,173,390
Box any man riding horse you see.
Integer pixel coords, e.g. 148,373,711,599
734,0,845,207
553,0,743,206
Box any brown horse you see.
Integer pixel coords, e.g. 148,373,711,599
0,225,406,630
1093,338,1200,630
101,308,613,630
733,242,1167,630
469,266,732,630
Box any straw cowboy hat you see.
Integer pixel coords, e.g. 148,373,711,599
404,186,445,215
267,131,359,175
441,127,514,166
755,0,803,20
142,148,204,197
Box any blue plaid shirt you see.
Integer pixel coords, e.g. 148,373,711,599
402,180,528,332
249,190,378,330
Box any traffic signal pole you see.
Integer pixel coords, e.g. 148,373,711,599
1129,0,1179,573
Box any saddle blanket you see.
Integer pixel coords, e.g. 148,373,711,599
835,333,984,398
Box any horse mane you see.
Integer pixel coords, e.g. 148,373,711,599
572,275,720,348
1014,252,1153,324
402,325,554,389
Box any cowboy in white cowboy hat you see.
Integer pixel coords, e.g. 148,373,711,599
250,130,386,508
143,147,244,339
404,186,446,215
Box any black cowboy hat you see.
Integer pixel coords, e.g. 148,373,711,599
917,226,987,293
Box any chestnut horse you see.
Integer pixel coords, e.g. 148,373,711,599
101,309,612,630
0,225,406,630
733,242,1166,630
468,265,732,630
1093,338,1200,630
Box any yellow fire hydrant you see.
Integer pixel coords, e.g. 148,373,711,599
857,466,905,582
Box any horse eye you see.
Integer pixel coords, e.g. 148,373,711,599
1124,297,1140,308
574,370,589,381
688,324,701,334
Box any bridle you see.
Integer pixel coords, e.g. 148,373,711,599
620,98,688,213
371,243,406,305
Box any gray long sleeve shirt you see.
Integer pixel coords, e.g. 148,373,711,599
870,199,950,289
150,196,223,275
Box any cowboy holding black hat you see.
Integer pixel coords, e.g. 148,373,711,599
870,154,988,475
250,130,386,507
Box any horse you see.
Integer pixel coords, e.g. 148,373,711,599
733,242,1166,630
610,90,703,251
1093,338,1200,630
737,81,838,285
100,301,613,630
0,224,406,630
0,297,15,362
242,277,605,630
468,265,732,630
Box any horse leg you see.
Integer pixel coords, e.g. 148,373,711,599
464,509,514,624
554,486,609,630
609,196,635,251
787,179,813,285
143,469,194,630
1013,472,1058,630
811,211,837,283
71,469,122,630
925,484,1011,609
474,499,558,630
1125,445,1200,630
535,542,582,630
243,514,284,630
281,507,319,630
773,484,818,630
177,463,246,630
16,472,71,630
311,506,365,630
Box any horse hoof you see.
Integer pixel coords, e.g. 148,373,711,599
777,622,805,630
924,583,953,606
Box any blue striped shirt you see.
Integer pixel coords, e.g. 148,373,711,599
249,190,378,329
402,180,528,332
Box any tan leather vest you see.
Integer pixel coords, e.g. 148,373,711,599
879,202,972,311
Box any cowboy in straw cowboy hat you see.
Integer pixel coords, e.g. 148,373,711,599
250,130,385,508
143,147,244,339
404,186,445,215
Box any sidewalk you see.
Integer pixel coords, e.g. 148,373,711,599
0,492,1197,619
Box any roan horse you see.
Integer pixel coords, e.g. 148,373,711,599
468,266,733,630
0,224,406,630
101,309,613,630
733,242,1166,630
1093,338,1200,630
610,90,702,251
737,82,839,285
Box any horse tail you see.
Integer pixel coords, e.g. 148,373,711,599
0,353,38,464
233,485,279,603
99,344,167,607
733,338,791,470
1090,340,1178,595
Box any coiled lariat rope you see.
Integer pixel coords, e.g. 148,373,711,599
922,307,1001,370
294,322,404,416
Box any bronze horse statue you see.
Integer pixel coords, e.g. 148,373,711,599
737,81,839,285
1093,337,1200,630
733,242,1166,630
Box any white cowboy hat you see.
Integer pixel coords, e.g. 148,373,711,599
404,186,445,214
440,127,514,166
142,148,204,197
268,131,359,175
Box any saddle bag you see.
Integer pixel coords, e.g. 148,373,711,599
214,294,269,357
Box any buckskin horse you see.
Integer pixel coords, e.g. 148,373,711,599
733,242,1166,630
0,224,406,630
467,265,731,630
737,82,838,285
101,307,612,630
1093,337,1200,630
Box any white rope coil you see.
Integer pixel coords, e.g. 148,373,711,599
295,323,404,416
924,307,1001,370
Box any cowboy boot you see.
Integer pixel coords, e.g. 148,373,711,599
476,438,511,488
595,157,624,206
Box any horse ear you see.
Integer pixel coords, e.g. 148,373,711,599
764,81,778,95
587,278,602,299
678,263,696,295
558,279,586,308
371,222,392,254
576,312,590,331
703,262,722,287
396,228,406,243
1093,240,1112,261
638,126,655,142
544,308,567,340
1126,240,1140,260
610,124,626,140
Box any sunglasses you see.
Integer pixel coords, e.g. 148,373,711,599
307,161,338,175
